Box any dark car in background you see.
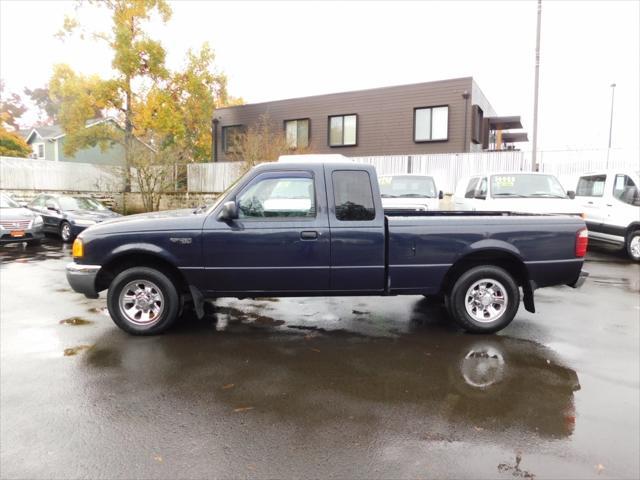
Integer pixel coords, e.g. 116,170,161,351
28,194,120,242
0,193,45,246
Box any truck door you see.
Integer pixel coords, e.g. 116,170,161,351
576,174,607,229
201,168,330,294
325,167,386,292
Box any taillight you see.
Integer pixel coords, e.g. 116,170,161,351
575,228,588,257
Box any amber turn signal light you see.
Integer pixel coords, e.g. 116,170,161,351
72,238,84,258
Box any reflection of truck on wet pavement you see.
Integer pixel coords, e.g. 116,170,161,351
66,161,589,335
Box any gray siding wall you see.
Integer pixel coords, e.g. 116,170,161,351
57,137,126,165
215,77,475,161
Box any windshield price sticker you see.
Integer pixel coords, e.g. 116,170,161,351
495,176,516,188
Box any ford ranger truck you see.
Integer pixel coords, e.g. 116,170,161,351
66,161,589,335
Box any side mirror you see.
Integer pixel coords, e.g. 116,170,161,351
567,190,576,199
45,201,58,212
218,201,239,222
438,190,444,200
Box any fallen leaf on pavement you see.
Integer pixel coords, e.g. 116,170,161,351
234,406,254,413
222,383,235,390
310,348,321,353
153,455,163,463
596,464,605,474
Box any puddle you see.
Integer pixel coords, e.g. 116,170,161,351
63,344,94,356
213,305,284,328
59,317,93,326
255,297,280,302
85,347,121,367
88,307,110,316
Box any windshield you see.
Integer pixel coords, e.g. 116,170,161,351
58,196,102,211
80,198,108,210
379,175,437,198
490,174,567,198
0,195,20,208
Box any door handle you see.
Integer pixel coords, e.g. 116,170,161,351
587,201,594,205
300,231,318,240
606,204,613,207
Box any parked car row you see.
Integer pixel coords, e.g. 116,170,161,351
0,193,120,245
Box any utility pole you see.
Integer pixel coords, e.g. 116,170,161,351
531,0,542,171
606,83,616,167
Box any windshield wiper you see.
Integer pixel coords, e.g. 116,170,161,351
527,193,567,198
398,193,434,198
492,193,528,198
380,194,397,198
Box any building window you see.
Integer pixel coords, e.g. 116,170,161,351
328,114,357,147
414,106,449,142
33,143,45,159
222,125,245,154
284,119,310,149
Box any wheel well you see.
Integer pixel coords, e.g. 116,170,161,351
626,223,640,238
440,250,529,295
95,252,188,294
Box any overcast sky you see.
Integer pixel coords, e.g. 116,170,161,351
1,0,638,152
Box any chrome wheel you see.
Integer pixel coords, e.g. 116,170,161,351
464,278,508,323
630,235,640,260
118,280,165,326
61,223,71,242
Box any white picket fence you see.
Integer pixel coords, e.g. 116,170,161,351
2,149,637,195
0,156,124,192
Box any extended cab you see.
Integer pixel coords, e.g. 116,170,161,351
66,162,589,335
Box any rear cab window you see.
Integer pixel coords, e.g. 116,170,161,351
332,170,376,221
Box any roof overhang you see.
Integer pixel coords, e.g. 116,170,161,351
487,116,523,130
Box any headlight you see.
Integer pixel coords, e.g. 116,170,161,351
73,219,97,227
33,215,43,226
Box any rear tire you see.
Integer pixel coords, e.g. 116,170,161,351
107,267,180,335
626,230,640,262
448,265,520,334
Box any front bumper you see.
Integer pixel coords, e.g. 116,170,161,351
0,227,45,244
66,262,101,298
569,270,589,288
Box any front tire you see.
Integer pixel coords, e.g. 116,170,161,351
107,267,180,335
626,230,640,262
60,221,73,243
448,266,520,334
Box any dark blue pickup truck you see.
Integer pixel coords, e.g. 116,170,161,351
66,161,588,335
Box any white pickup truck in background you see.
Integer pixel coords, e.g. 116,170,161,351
453,172,583,216
573,170,640,261
379,174,443,211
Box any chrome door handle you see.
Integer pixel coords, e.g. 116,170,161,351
300,231,318,240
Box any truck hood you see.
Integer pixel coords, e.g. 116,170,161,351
382,197,439,211
81,208,207,236
486,198,583,215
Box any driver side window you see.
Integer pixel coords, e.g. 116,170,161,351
237,175,316,219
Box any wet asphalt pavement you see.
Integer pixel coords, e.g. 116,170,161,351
0,240,638,479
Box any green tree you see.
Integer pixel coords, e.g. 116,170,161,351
51,0,236,211
0,128,31,157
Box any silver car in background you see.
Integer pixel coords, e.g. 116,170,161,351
0,193,45,246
